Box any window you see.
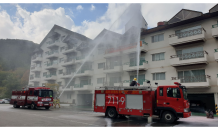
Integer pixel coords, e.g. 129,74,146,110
152,52,165,61
159,88,163,96
98,63,105,69
59,70,63,74
67,94,71,99
29,91,33,95
59,58,64,63
50,71,56,76
97,78,105,84
60,47,65,52
35,72,40,78
153,72,165,80
176,46,203,60
167,88,181,98
44,62,47,66
152,34,164,43
43,72,47,77
178,69,206,83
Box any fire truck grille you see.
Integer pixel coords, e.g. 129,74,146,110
43,102,49,104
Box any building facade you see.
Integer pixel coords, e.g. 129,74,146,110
29,4,218,111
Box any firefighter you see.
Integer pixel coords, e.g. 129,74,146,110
130,78,137,86
54,97,60,108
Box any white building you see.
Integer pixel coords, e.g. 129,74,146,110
29,4,218,112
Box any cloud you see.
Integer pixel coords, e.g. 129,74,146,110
90,4,95,11
76,5,83,11
0,5,75,43
0,3,216,44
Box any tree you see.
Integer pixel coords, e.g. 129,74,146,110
2,72,22,98
45,83,60,98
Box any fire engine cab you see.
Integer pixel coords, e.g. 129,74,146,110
10,87,53,110
94,82,191,123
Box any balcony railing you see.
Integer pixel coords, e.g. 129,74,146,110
64,58,75,63
74,83,93,88
169,28,206,38
123,60,148,66
78,69,93,74
212,24,218,28
76,55,86,60
172,75,210,83
105,64,122,70
46,74,56,78
170,51,208,60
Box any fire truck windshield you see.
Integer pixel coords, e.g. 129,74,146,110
39,90,53,98
182,88,188,100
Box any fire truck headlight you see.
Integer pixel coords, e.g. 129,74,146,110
38,102,43,104
49,102,53,104
184,108,189,112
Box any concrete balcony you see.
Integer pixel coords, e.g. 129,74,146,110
169,28,206,46
75,56,93,64
171,75,210,88
44,75,57,81
31,77,41,82
30,66,42,72
47,41,59,48
62,47,77,54
104,49,121,58
123,62,148,71
214,49,218,61
32,57,42,62
62,59,76,67
73,84,93,91
170,51,208,67
45,63,58,70
114,82,122,86
122,42,148,54
60,72,75,79
212,24,218,38
59,86,74,91
74,70,93,77
46,52,59,59
103,65,123,73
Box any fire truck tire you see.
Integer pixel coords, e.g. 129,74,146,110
13,103,17,108
31,103,36,110
106,107,118,118
162,111,175,123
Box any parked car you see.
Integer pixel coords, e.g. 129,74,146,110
0,98,10,104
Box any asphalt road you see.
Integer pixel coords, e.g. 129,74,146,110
0,104,218,127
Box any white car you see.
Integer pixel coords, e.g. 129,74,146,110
0,98,10,104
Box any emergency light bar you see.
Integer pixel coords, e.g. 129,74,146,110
174,82,181,85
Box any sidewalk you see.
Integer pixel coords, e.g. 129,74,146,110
192,112,218,117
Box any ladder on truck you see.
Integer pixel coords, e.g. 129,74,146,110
95,86,152,91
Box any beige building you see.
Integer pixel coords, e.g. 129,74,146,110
29,4,218,112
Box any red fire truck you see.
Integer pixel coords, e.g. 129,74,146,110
94,82,191,123
10,87,53,110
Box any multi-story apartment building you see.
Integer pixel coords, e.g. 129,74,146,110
29,4,218,111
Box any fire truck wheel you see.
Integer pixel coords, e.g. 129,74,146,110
13,103,17,108
31,103,36,110
162,111,175,123
107,107,118,118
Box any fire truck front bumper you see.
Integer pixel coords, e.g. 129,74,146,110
37,102,53,107
183,112,191,118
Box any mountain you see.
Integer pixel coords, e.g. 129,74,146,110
0,39,39,71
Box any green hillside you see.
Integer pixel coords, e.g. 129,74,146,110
0,39,39,98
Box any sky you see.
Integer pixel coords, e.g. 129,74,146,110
0,3,217,44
